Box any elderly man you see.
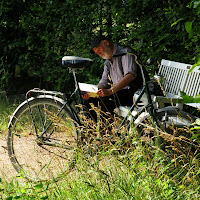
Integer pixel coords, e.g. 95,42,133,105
83,34,145,120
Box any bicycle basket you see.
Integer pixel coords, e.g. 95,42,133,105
62,56,93,70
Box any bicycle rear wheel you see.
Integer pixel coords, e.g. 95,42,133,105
135,107,198,154
157,107,197,132
136,107,196,135
7,95,78,181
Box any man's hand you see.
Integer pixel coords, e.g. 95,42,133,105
97,88,112,97
81,93,90,100
97,73,135,97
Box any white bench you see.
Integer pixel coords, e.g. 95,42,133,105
155,59,200,109
116,59,200,119
80,59,200,119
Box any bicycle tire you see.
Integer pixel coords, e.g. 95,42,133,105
136,107,198,153
156,107,197,131
136,107,196,133
7,95,78,181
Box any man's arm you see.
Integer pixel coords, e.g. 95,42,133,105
97,84,110,90
97,73,135,97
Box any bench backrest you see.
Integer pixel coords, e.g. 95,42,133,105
158,59,200,97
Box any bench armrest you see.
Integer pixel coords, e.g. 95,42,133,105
153,93,183,109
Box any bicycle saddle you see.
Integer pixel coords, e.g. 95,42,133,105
62,56,93,69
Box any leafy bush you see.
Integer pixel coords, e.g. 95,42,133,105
0,0,199,93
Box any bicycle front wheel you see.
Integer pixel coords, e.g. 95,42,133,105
7,95,78,181
135,107,197,144
157,107,197,131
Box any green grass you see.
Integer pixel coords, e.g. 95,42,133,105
1,98,200,199
1,145,200,199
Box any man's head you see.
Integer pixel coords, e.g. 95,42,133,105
90,34,114,60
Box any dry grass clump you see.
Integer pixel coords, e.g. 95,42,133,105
137,115,200,165
47,102,200,163
76,103,135,154
1,102,200,199
44,102,200,184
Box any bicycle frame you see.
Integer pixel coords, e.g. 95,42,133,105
8,56,198,181
25,63,160,141
117,71,159,133
25,68,86,140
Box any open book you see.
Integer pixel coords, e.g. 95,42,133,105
78,83,99,98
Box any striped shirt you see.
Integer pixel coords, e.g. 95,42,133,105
98,44,138,90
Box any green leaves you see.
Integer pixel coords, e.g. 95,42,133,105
171,17,186,27
185,21,193,33
190,119,200,139
180,92,200,103
185,21,193,38
189,54,200,73
0,0,199,92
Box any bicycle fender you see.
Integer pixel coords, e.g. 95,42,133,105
156,106,197,120
134,112,150,127
156,106,180,115
8,95,67,129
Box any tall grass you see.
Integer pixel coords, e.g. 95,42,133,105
1,100,200,199
0,94,18,136
1,143,200,199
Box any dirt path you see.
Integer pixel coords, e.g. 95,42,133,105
0,132,76,182
0,137,17,181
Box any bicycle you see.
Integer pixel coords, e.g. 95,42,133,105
7,56,198,181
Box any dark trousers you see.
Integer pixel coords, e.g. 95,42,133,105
83,89,135,121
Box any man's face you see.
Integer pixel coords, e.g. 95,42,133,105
93,40,113,60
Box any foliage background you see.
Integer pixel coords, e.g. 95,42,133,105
0,0,199,94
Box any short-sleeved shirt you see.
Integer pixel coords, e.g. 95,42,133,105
98,44,138,90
